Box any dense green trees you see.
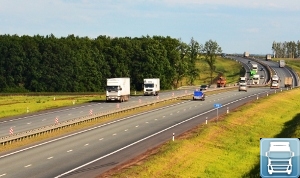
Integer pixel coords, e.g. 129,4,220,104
272,41,300,58
0,34,222,92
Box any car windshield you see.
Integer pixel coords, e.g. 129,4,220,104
201,85,207,88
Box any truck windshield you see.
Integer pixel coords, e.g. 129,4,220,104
268,151,292,159
144,84,154,88
106,86,119,92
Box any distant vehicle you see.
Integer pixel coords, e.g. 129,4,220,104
279,60,285,68
266,54,272,61
260,67,264,71
251,63,258,73
270,75,280,89
239,77,247,85
217,77,226,87
248,60,251,64
193,89,205,101
252,74,260,85
284,77,293,88
260,75,265,79
143,78,160,96
244,52,250,57
200,85,209,90
221,53,226,58
238,83,247,92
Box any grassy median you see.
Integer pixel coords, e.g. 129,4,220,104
103,88,300,178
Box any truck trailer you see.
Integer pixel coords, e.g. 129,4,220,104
266,54,272,61
106,78,130,102
143,78,160,96
279,60,285,68
284,77,293,88
244,52,250,57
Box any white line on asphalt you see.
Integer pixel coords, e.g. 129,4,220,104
135,125,139,127
0,174,6,177
124,129,128,131
24,164,31,168
145,122,148,124
0,103,103,123
84,144,89,146
67,150,72,152
113,133,116,136
47,157,53,159
99,138,103,140
27,123,31,124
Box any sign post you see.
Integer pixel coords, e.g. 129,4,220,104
214,103,222,124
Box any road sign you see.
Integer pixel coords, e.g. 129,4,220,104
214,103,222,108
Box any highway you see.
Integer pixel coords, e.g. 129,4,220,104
0,87,273,178
0,56,298,178
0,89,191,137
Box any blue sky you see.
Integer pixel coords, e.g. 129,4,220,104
0,0,299,54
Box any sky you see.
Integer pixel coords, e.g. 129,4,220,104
0,0,300,54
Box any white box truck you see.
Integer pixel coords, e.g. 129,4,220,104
143,78,160,96
252,74,260,85
251,63,258,73
106,78,130,102
266,54,272,61
265,142,294,175
270,75,280,89
279,60,285,68
239,77,247,85
244,52,250,57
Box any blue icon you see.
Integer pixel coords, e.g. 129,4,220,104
214,103,222,108
260,138,300,178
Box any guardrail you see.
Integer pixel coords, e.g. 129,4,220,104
1,86,240,146
0,92,194,145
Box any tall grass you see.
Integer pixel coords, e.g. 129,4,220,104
110,88,300,178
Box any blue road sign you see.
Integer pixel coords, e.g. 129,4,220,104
214,103,222,108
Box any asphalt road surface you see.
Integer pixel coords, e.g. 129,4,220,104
0,87,280,178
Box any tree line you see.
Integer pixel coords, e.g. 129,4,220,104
272,40,300,58
0,34,221,92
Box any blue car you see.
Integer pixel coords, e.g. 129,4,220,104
193,89,205,101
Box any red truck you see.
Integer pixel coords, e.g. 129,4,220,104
217,77,226,87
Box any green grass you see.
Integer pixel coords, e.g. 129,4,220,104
180,56,242,86
107,88,300,178
0,94,103,119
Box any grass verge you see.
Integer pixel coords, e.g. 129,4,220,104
102,88,300,178
0,88,236,153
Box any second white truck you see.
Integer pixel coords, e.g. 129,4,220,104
106,78,130,102
270,75,280,89
144,78,160,96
